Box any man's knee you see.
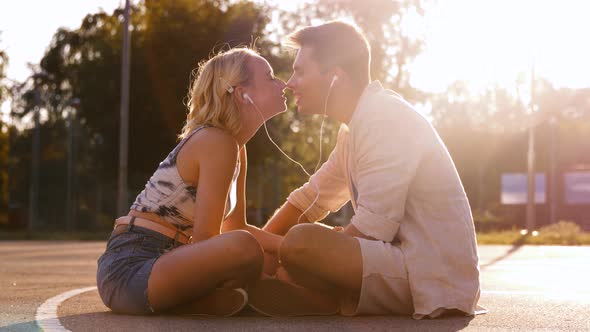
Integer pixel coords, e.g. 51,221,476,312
279,223,322,267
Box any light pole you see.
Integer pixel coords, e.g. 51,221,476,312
117,0,131,216
548,115,557,225
29,89,41,232
65,98,80,231
28,72,48,232
525,62,536,231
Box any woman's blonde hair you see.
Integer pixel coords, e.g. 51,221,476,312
179,47,260,140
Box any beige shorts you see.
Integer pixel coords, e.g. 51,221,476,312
340,237,413,316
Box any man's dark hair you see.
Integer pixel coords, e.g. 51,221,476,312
286,20,371,83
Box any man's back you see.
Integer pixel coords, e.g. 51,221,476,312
348,82,480,318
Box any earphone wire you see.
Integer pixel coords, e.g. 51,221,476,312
246,77,335,225
248,100,320,224
250,101,312,178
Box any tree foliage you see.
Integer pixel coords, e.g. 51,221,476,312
6,1,588,230
428,79,590,222
0,32,9,224
8,1,286,227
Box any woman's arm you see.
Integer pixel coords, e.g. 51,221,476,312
191,129,239,243
222,146,283,253
221,146,248,228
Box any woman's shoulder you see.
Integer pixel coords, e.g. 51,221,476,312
184,126,239,159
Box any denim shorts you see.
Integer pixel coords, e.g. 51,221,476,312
96,225,182,315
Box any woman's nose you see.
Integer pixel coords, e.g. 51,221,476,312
286,76,295,90
278,79,287,91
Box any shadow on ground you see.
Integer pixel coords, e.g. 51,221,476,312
6,311,474,332
479,235,527,270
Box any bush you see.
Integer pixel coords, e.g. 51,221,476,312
529,221,584,245
477,220,590,245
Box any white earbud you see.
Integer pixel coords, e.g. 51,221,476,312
243,93,253,105
330,75,338,88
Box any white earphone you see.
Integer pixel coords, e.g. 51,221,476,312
330,75,338,89
243,93,253,105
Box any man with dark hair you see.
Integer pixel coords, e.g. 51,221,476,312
248,20,485,319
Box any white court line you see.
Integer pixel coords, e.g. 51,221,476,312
482,290,590,299
34,286,588,331
483,290,551,295
35,286,97,332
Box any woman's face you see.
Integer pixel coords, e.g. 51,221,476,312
242,56,287,121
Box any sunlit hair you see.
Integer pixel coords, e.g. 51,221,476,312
285,20,371,83
179,47,259,140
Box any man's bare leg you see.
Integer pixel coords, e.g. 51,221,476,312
279,223,363,297
247,223,363,316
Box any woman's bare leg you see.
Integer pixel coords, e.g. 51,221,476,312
147,230,263,312
263,251,280,277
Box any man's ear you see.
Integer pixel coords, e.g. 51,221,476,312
332,67,345,83
325,66,345,86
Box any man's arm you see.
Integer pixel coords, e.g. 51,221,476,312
342,222,377,240
263,201,309,236
266,201,377,241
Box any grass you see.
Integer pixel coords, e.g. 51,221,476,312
0,230,110,241
2,221,590,245
477,221,590,245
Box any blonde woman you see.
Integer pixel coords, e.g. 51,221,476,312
97,47,286,316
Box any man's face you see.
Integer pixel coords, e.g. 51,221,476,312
286,47,327,115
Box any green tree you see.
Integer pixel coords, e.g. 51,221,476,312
427,78,590,227
0,32,9,225
9,0,293,228
9,0,435,229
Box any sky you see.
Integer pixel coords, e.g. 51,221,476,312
1,0,589,121
408,0,590,93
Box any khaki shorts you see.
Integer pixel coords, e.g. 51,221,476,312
340,237,413,316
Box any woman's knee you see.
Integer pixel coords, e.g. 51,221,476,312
222,230,264,270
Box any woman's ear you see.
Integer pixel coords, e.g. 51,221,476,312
233,86,248,105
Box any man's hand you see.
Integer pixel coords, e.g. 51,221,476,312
342,223,377,240
221,219,284,254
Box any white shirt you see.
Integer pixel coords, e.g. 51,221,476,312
287,81,483,319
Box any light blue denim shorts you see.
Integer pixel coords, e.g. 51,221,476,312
96,223,182,315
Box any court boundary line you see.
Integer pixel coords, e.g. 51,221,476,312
33,286,588,331
35,286,97,332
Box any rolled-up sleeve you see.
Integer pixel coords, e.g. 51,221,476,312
287,126,350,222
350,99,428,242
